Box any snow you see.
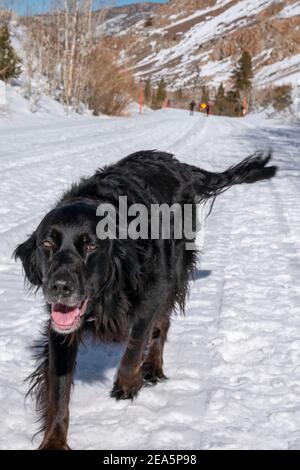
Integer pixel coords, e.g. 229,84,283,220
96,14,128,36
0,22,93,126
158,1,234,32
278,1,300,18
197,58,233,87
114,0,300,91
0,82,91,128
133,0,290,90
256,52,300,86
1,107,300,450
136,0,275,70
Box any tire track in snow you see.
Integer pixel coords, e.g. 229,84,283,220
1,110,300,449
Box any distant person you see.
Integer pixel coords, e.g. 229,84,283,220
206,102,210,117
189,100,196,116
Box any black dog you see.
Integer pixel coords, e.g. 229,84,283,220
15,150,276,449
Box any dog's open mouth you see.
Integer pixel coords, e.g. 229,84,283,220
51,299,88,333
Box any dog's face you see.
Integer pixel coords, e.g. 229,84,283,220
15,202,111,334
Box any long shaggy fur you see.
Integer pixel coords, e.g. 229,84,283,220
25,321,50,437
15,149,277,442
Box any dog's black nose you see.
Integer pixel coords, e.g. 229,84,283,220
50,278,74,296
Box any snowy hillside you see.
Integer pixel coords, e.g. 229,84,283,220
0,21,88,125
99,0,300,90
1,108,300,449
3,1,299,124
0,82,87,127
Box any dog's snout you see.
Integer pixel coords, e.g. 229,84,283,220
50,277,75,296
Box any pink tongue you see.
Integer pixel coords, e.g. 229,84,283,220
51,304,79,327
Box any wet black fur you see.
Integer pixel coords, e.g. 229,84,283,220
15,150,277,437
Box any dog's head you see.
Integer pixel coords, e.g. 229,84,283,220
14,202,114,334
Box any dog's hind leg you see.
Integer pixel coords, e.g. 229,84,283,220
110,316,153,400
111,293,170,400
142,313,170,385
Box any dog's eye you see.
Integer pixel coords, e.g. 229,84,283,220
41,240,53,249
86,242,97,252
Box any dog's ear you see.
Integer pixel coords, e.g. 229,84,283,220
14,232,42,286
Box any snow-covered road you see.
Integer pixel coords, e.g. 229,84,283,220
0,109,300,449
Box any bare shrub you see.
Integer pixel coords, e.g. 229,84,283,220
144,17,153,28
20,1,132,116
21,0,94,113
86,45,133,116
3,1,133,116
271,84,293,111
254,84,293,111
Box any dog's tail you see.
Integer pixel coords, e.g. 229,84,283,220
192,151,277,200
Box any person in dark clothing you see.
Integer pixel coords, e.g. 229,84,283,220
206,102,210,117
189,100,196,116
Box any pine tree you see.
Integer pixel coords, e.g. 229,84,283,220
216,82,225,101
232,51,253,92
155,78,167,107
225,89,242,117
175,87,183,102
214,83,226,115
0,24,22,82
228,51,253,116
200,85,209,104
144,77,152,104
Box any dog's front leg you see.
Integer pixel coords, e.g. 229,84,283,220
111,317,153,400
38,330,78,450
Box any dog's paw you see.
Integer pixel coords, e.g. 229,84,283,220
110,372,143,401
142,362,168,385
